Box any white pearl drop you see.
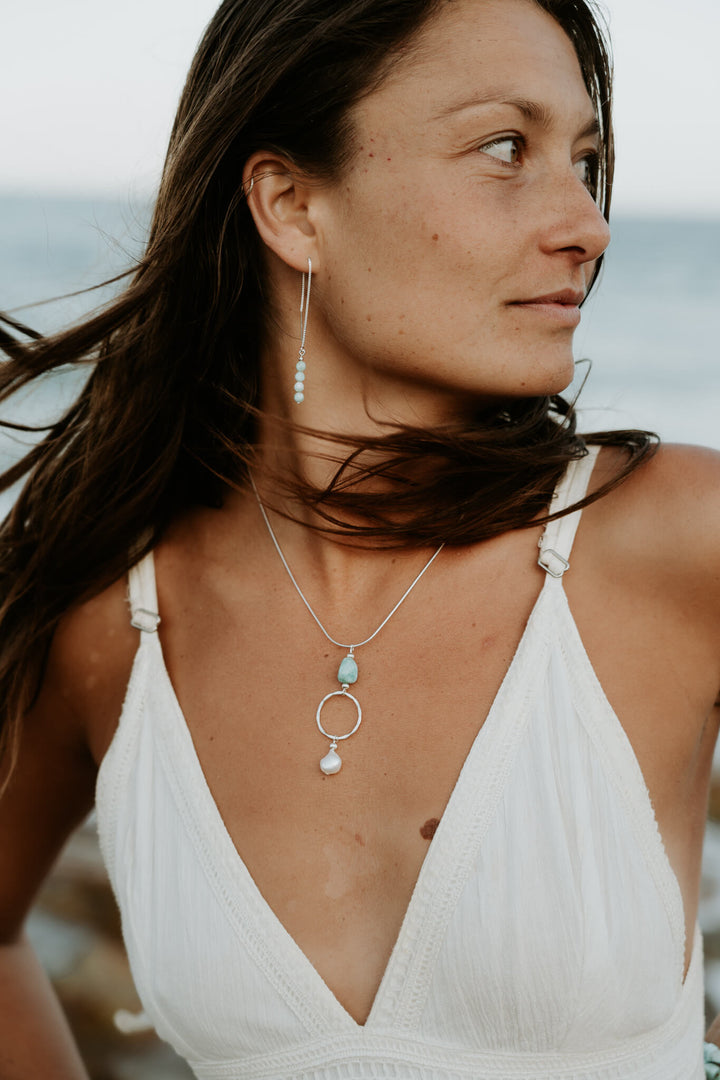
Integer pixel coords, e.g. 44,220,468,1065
295,370,305,381
294,382,305,393
294,391,304,404
296,360,306,371
320,748,342,775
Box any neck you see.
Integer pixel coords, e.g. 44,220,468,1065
245,270,476,561
237,450,444,635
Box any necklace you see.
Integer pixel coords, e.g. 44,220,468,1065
250,474,445,775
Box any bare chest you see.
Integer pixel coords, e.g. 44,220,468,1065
154,546,541,1022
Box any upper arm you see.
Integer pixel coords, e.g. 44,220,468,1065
0,577,136,941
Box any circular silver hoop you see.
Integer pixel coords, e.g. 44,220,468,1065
316,690,362,742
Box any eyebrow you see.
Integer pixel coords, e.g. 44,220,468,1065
432,93,600,140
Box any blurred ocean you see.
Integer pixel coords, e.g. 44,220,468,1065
574,215,720,448
0,195,719,520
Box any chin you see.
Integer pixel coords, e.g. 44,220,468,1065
497,369,574,401
458,339,578,401
526,352,577,397
404,348,577,410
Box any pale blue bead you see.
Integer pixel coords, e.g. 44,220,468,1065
295,371,305,381
294,382,305,393
337,656,358,684
294,391,304,403
297,360,306,371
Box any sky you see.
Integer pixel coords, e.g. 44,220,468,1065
2,0,719,217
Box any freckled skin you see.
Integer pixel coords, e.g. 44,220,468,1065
308,0,609,413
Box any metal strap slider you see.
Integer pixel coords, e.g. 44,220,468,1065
130,608,161,632
537,548,570,579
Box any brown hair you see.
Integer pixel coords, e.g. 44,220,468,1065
0,0,655,772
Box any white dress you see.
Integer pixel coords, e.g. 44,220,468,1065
96,447,705,1079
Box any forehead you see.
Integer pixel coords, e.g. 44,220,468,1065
355,0,595,134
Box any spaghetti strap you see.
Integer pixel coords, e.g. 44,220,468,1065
538,445,600,578
127,551,161,633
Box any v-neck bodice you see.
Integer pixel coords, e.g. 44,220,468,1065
95,450,705,1079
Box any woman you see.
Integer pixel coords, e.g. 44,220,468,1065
1,0,719,1076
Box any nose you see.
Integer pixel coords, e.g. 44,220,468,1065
539,174,611,267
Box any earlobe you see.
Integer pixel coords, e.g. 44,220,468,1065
243,153,317,272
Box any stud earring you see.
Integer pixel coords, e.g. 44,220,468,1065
294,258,311,404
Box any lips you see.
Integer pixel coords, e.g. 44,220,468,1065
507,289,585,328
510,289,586,306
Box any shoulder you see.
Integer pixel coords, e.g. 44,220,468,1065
584,442,720,615
40,574,139,765
590,441,720,540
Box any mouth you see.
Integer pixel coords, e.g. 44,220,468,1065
508,289,585,326
511,289,586,306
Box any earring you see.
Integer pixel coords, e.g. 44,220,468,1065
294,257,311,404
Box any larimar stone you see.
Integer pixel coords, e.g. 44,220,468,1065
337,655,358,685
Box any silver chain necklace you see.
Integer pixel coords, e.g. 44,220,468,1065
249,473,445,775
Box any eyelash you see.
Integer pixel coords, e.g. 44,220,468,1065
477,136,600,193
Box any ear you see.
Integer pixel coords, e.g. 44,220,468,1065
243,153,318,273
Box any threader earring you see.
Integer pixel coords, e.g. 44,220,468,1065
294,257,312,404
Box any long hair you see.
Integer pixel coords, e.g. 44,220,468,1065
0,0,655,772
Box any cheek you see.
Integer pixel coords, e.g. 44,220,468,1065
340,183,428,267
318,170,524,364
321,190,428,320
326,205,471,315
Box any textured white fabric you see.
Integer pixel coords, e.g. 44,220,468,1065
96,448,705,1079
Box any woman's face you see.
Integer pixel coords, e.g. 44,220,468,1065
311,0,610,412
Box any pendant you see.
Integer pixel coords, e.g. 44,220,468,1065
316,650,362,775
320,744,342,775
337,653,358,685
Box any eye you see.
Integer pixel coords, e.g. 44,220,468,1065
478,136,522,165
575,152,599,193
